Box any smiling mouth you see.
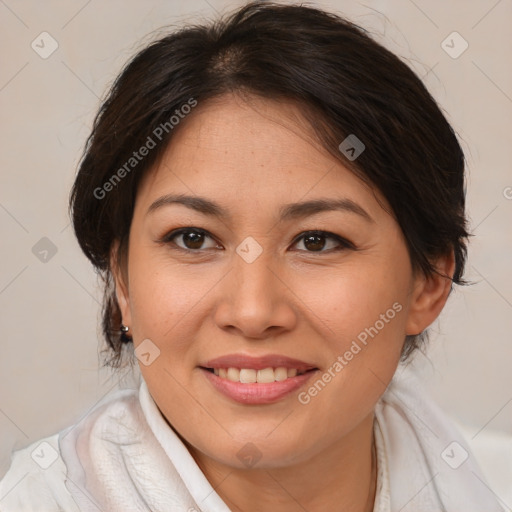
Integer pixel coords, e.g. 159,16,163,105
201,366,317,384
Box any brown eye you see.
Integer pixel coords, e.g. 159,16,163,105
163,228,220,251
181,230,205,249
303,233,327,251
292,231,354,253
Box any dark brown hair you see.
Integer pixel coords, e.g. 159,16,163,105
70,1,469,367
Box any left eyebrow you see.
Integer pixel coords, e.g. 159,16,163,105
278,198,374,223
146,193,374,223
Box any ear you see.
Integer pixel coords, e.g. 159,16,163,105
405,250,456,336
110,240,132,328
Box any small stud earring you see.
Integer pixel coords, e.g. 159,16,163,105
120,324,132,342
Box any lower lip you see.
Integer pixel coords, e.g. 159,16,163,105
200,368,318,405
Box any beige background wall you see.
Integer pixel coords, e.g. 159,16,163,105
1,0,511,498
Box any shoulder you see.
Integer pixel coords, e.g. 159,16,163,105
0,387,141,512
374,366,507,511
0,433,79,512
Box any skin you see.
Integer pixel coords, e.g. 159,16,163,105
113,93,454,512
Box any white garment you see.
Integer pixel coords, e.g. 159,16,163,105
0,368,505,512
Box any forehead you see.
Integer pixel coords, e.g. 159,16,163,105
135,93,387,220
161,94,331,174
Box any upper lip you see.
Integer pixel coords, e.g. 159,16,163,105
200,354,317,371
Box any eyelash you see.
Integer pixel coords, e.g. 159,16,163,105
159,228,355,254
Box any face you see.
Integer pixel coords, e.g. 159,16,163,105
114,93,452,470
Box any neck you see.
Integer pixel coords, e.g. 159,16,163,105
188,412,377,512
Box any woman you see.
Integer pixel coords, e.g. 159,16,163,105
0,2,504,511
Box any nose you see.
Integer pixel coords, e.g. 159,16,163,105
213,248,298,340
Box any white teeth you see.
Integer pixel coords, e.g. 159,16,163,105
240,369,257,383
227,368,240,382
256,367,275,383
274,367,288,381
213,366,307,383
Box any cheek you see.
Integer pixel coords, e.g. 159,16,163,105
308,261,409,407
294,257,410,342
290,255,410,412
127,250,210,340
